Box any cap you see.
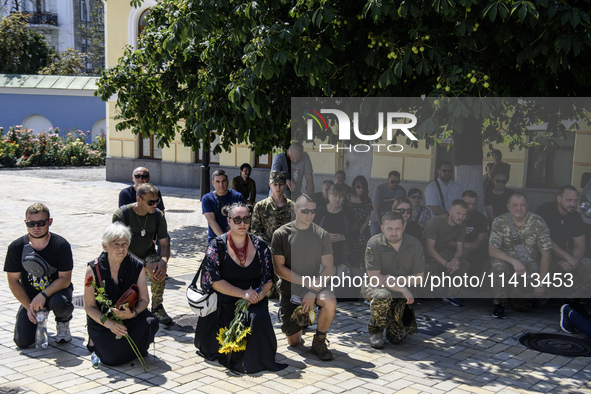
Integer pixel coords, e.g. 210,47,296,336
269,170,287,184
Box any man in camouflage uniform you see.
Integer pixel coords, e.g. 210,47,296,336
489,192,552,319
364,212,424,348
251,171,295,244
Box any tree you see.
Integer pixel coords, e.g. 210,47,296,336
39,48,87,76
97,0,591,191
0,12,51,74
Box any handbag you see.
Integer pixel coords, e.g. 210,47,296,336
21,236,57,278
187,263,218,317
116,284,141,311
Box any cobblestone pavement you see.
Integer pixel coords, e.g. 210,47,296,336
0,167,590,394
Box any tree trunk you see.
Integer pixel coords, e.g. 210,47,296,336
453,117,485,210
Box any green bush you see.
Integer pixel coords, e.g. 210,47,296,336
0,126,106,167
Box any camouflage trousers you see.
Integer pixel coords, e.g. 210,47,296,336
146,268,165,308
491,258,535,311
549,256,591,299
363,286,417,344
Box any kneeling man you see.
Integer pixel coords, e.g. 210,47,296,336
364,212,424,348
272,194,336,361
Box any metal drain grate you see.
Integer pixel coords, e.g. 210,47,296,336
167,209,195,213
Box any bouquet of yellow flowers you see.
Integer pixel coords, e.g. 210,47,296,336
216,298,251,354
86,276,148,371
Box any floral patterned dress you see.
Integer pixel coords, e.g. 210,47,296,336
349,197,373,269
194,233,287,373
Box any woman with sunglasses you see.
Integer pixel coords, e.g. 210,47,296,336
392,198,423,242
194,202,287,373
348,176,373,269
407,188,432,229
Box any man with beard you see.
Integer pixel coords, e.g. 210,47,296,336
537,185,591,299
4,203,74,348
423,199,470,307
364,212,424,348
425,161,463,216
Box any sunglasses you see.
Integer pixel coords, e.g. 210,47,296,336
440,169,452,173
409,195,422,200
134,174,149,179
494,179,507,184
25,219,49,228
300,209,317,215
230,216,251,224
389,180,400,185
355,184,364,189
143,197,160,206
396,209,412,214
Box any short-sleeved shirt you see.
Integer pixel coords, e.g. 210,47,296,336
536,202,585,251
229,176,256,205
464,211,488,243
201,190,245,242
424,178,463,212
484,188,513,218
370,183,407,222
4,233,74,299
112,204,168,259
365,233,424,277
118,185,165,211
271,221,333,297
271,152,313,200
489,212,552,261
423,213,466,253
251,195,295,244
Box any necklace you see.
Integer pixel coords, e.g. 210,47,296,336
134,206,149,237
228,231,248,266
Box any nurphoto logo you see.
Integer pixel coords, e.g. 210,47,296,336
303,107,418,152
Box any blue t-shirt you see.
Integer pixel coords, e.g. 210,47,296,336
202,190,245,242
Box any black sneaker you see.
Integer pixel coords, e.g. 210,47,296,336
492,304,506,319
442,297,462,307
560,304,575,334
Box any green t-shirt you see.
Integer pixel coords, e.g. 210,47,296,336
365,233,424,277
112,204,168,260
271,221,333,297
422,213,466,253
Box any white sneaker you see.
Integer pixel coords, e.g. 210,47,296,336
56,321,72,343
369,333,384,349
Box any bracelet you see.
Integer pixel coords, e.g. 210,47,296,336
308,289,318,295
40,291,48,300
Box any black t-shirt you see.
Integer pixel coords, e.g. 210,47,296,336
536,202,585,251
484,188,514,218
4,233,74,299
464,211,488,243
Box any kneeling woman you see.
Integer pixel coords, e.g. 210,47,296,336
84,223,159,366
195,202,287,373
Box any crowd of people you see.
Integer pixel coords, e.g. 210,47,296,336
4,147,591,373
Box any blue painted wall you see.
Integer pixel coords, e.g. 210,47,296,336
0,93,105,141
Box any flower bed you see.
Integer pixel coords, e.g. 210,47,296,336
0,126,105,167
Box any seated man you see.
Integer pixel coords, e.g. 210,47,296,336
113,184,171,324
4,203,74,348
313,180,333,210
230,163,257,207
364,212,424,348
456,190,489,276
202,169,245,243
423,199,470,307
537,185,591,299
272,194,336,361
489,192,551,319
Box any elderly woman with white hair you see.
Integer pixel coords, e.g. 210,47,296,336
84,223,159,366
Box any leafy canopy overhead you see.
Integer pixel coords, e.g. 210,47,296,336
97,0,591,155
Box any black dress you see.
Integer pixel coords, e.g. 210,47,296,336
194,249,287,373
87,252,159,366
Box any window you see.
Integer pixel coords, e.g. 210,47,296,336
138,9,149,38
255,153,272,168
195,134,220,164
526,132,574,188
140,134,162,160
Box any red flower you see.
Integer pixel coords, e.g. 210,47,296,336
85,276,94,287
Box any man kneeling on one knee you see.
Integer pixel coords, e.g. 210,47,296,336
364,212,424,349
272,194,337,361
